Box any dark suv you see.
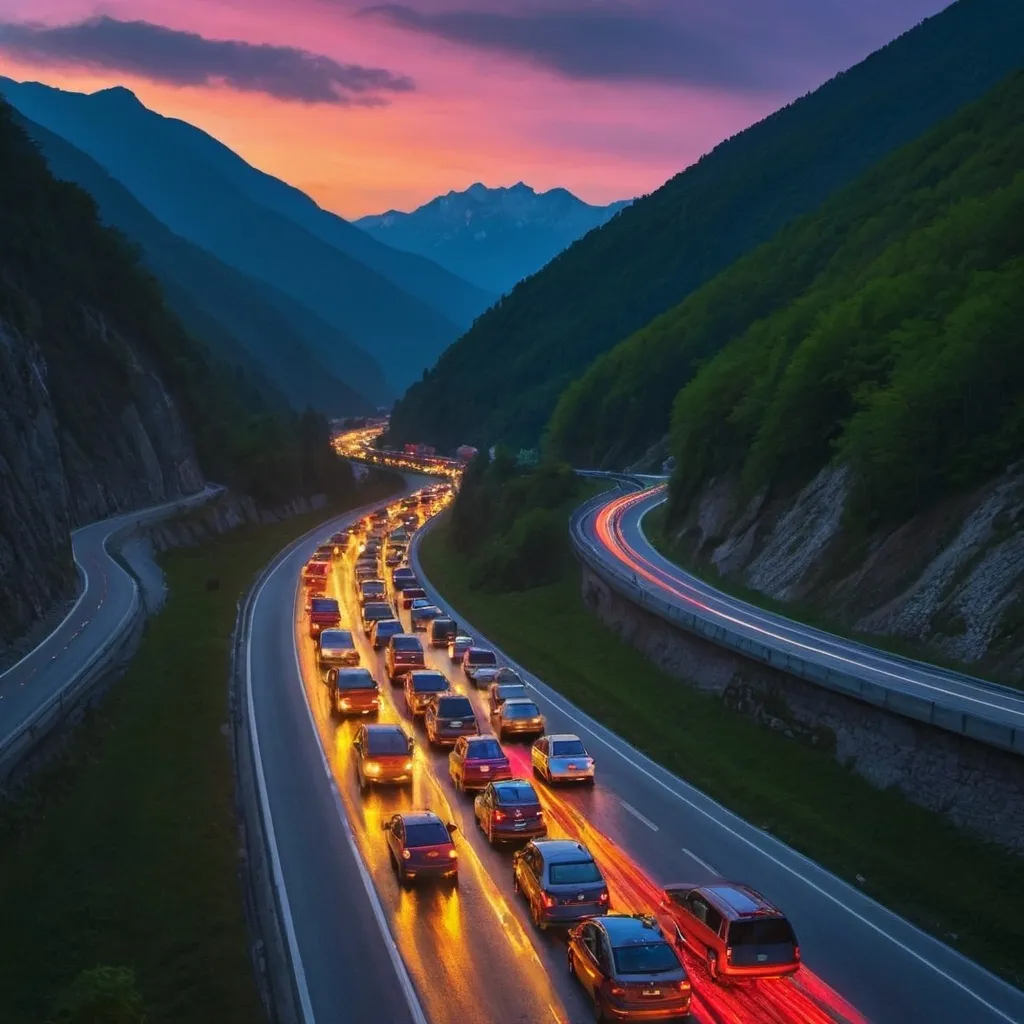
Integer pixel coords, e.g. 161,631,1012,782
473,779,546,845
385,634,425,683
513,839,609,929
424,694,479,746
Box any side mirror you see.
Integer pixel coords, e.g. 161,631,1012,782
407,737,415,753
446,822,458,834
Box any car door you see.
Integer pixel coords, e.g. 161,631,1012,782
517,845,540,905
531,737,549,774
450,738,466,784
685,891,723,955
353,727,365,773
476,784,494,829
575,922,604,998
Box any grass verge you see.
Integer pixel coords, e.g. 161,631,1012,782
0,487,394,1023
645,503,1021,691
420,518,1024,987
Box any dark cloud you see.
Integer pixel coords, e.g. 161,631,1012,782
0,16,414,105
357,2,771,90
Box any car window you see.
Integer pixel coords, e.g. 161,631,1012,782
498,684,528,701
366,730,409,755
436,697,474,717
504,702,540,718
549,860,602,884
469,650,497,665
320,631,353,649
551,739,587,756
581,924,600,958
466,738,503,759
612,941,679,975
727,918,795,946
392,636,422,651
494,783,538,805
335,671,375,690
404,822,451,847
311,599,339,613
686,893,723,935
412,673,449,693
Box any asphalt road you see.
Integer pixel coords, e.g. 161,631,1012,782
584,486,1024,737
0,485,220,754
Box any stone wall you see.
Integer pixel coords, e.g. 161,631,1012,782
581,565,1024,852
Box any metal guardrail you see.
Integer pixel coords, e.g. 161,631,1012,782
569,490,1024,757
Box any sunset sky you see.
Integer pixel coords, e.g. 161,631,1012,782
0,0,949,218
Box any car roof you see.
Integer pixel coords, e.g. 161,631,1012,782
398,810,443,825
531,839,592,862
335,667,374,680
502,698,538,707
372,618,400,628
364,601,391,610
493,778,537,795
600,913,666,944
366,722,406,736
545,733,582,744
408,670,446,680
702,883,783,920
320,628,352,639
466,647,494,655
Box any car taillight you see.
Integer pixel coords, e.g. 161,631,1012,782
493,809,506,822
447,849,457,859
599,891,609,903
609,984,626,997
677,980,691,993
536,809,544,818
542,894,556,908
726,946,733,962
401,849,411,860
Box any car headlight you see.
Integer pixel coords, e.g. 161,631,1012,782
403,760,414,771
365,762,381,775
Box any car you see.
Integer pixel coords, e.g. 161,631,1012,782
382,811,459,886
487,681,530,715
392,567,417,586
427,617,458,647
360,600,394,635
316,628,359,668
424,693,479,746
302,560,329,593
448,735,512,792
660,882,801,981
369,618,403,650
385,549,404,568
513,839,610,929
400,588,428,610
308,596,341,639
354,561,378,582
532,734,595,785
448,635,474,661
313,544,335,561
385,634,425,683
567,913,692,1021
410,604,444,631
403,670,452,715
327,667,379,717
493,667,525,686
491,698,546,740
354,723,414,789
474,779,546,845
462,647,498,683
357,579,387,606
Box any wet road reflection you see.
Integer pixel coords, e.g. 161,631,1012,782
293,505,869,1024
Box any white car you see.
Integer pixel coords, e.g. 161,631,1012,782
531,734,595,784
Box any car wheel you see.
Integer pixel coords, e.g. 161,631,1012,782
593,994,608,1022
530,898,547,931
567,949,576,977
707,950,719,981
356,764,366,791
512,869,519,894
453,773,463,794
486,822,495,846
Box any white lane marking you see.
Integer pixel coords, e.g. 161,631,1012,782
248,562,317,1024
618,491,1024,720
411,530,1024,1024
287,551,430,1024
681,848,717,875
620,799,659,831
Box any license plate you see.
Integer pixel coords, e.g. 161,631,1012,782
450,720,463,728
480,765,490,772
642,989,661,997
427,851,438,859
567,763,577,770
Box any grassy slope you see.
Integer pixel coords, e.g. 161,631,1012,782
0,500,382,1022
420,519,1024,986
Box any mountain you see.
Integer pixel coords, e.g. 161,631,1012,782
0,79,492,392
356,183,630,295
386,0,1024,452
18,114,387,414
656,71,1024,679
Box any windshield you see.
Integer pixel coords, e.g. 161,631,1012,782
728,918,796,946
335,671,375,690
404,822,451,847
375,621,401,636
361,582,385,594
505,702,540,718
412,673,448,693
366,731,409,755
432,620,455,632
466,739,503,760
392,636,422,652
364,604,391,619
612,941,680,975
494,783,538,805
497,685,528,701
552,739,587,757
320,631,353,650
549,860,602,884
311,599,339,613
469,650,497,665
436,697,473,717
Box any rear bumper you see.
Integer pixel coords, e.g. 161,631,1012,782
320,654,360,667
490,821,546,841
720,962,800,980
462,767,512,789
601,997,691,1021
403,862,458,880
334,696,379,715
540,902,608,925
548,766,595,782
500,722,545,737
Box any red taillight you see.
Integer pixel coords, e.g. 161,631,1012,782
493,809,505,822
678,980,691,993
542,893,556,908
599,891,609,903
609,984,626,997
726,946,733,962
536,809,544,819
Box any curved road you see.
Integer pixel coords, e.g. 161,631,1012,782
582,486,1024,741
0,485,220,757
244,484,1024,1024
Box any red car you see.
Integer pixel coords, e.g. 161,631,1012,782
307,597,341,639
382,811,459,886
448,735,512,792
474,779,546,845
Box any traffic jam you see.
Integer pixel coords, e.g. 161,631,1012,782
297,477,866,1024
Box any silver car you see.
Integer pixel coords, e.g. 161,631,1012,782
531,734,595,784
448,635,474,661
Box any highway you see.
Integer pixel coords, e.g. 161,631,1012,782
244,466,1024,1024
579,486,1024,743
0,485,220,760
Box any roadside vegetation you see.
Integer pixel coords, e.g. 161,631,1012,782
420,458,1024,985
0,479,396,1023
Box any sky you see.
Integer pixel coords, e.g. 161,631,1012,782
0,0,950,218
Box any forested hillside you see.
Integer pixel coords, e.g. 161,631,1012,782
664,70,1024,528
388,0,1024,452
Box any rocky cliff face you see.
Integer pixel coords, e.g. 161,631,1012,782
0,312,203,654
665,464,1024,682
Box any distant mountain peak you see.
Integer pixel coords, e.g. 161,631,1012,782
92,85,141,105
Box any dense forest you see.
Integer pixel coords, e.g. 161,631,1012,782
662,71,1024,527
0,100,354,509
388,0,1024,454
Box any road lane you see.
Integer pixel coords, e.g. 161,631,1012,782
0,485,219,755
411,518,1024,1024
